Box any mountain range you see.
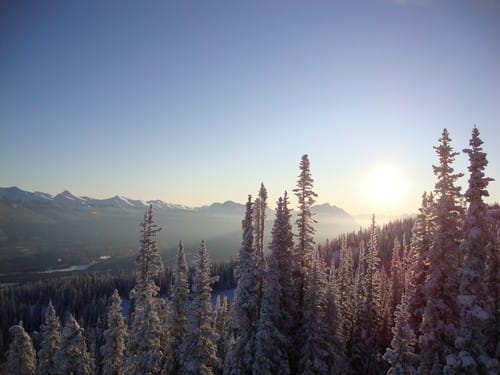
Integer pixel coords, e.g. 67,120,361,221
0,186,359,277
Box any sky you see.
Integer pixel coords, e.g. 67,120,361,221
1,0,499,216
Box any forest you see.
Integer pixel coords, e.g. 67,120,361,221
1,127,499,375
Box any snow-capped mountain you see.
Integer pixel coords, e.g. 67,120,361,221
0,186,53,202
54,190,90,207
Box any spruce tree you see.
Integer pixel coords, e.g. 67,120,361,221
334,236,356,359
183,241,220,375
125,205,164,375
101,289,128,375
55,313,93,375
163,241,190,374
214,295,231,363
292,154,318,371
446,126,498,374
350,217,382,374
293,154,318,283
7,322,37,375
383,291,418,375
407,192,434,334
253,193,294,375
36,300,61,375
299,249,338,374
253,182,268,268
224,196,260,375
419,128,464,374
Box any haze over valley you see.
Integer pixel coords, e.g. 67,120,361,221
0,186,357,277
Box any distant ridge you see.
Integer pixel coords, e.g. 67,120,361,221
0,186,360,273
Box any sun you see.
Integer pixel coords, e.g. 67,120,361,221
364,165,407,211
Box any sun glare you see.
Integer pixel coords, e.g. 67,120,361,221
364,165,407,211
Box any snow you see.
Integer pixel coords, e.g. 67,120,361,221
39,261,97,273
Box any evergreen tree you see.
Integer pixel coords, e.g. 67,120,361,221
224,196,260,375
55,313,93,375
299,249,339,374
407,192,434,334
183,241,220,375
214,295,231,363
7,322,37,375
125,205,164,375
389,238,404,327
419,128,464,374
253,193,294,375
292,154,318,371
350,217,383,374
293,154,318,284
101,289,128,375
36,300,61,375
253,182,268,268
334,236,356,363
163,241,190,374
445,126,498,374
383,291,418,375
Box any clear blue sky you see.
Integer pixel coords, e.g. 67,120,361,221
1,0,499,215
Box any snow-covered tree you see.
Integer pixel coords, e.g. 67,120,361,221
7,322,37,375
253,182,268,269
299,249,340,374
389,238,404,327
419,128,464,374
407,192,434,334
350,217,383,374
384,291,418,375
224,196,260,375
36,300,60,375
214,295,231,362
55,313,93,375
125,205,164,375
183,241,220,375
163,241,190,374
333,236,355,346
291,154,319,371
445,126,498,374
293,154,318,284
253,193,294,375
101,289,128,375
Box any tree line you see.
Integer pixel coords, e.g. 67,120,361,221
2,126,499,374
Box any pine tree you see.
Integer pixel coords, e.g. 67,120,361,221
253,193,294,375
36,300,61,375
419,128,464,374
299,249,339,374
253,182,268,269
292,154,318,372
224,196,260,375
214,295,231,363
350,217,383,374
390,238,404,327
101,289,128,375
55,313,93,375
333,236,355,347
445,126,498,374
163,241,190,374
407,192,434,335
183,241,220,375
383,291,418,375
7,322,37,375
293,154,318,284
125,205,164,375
